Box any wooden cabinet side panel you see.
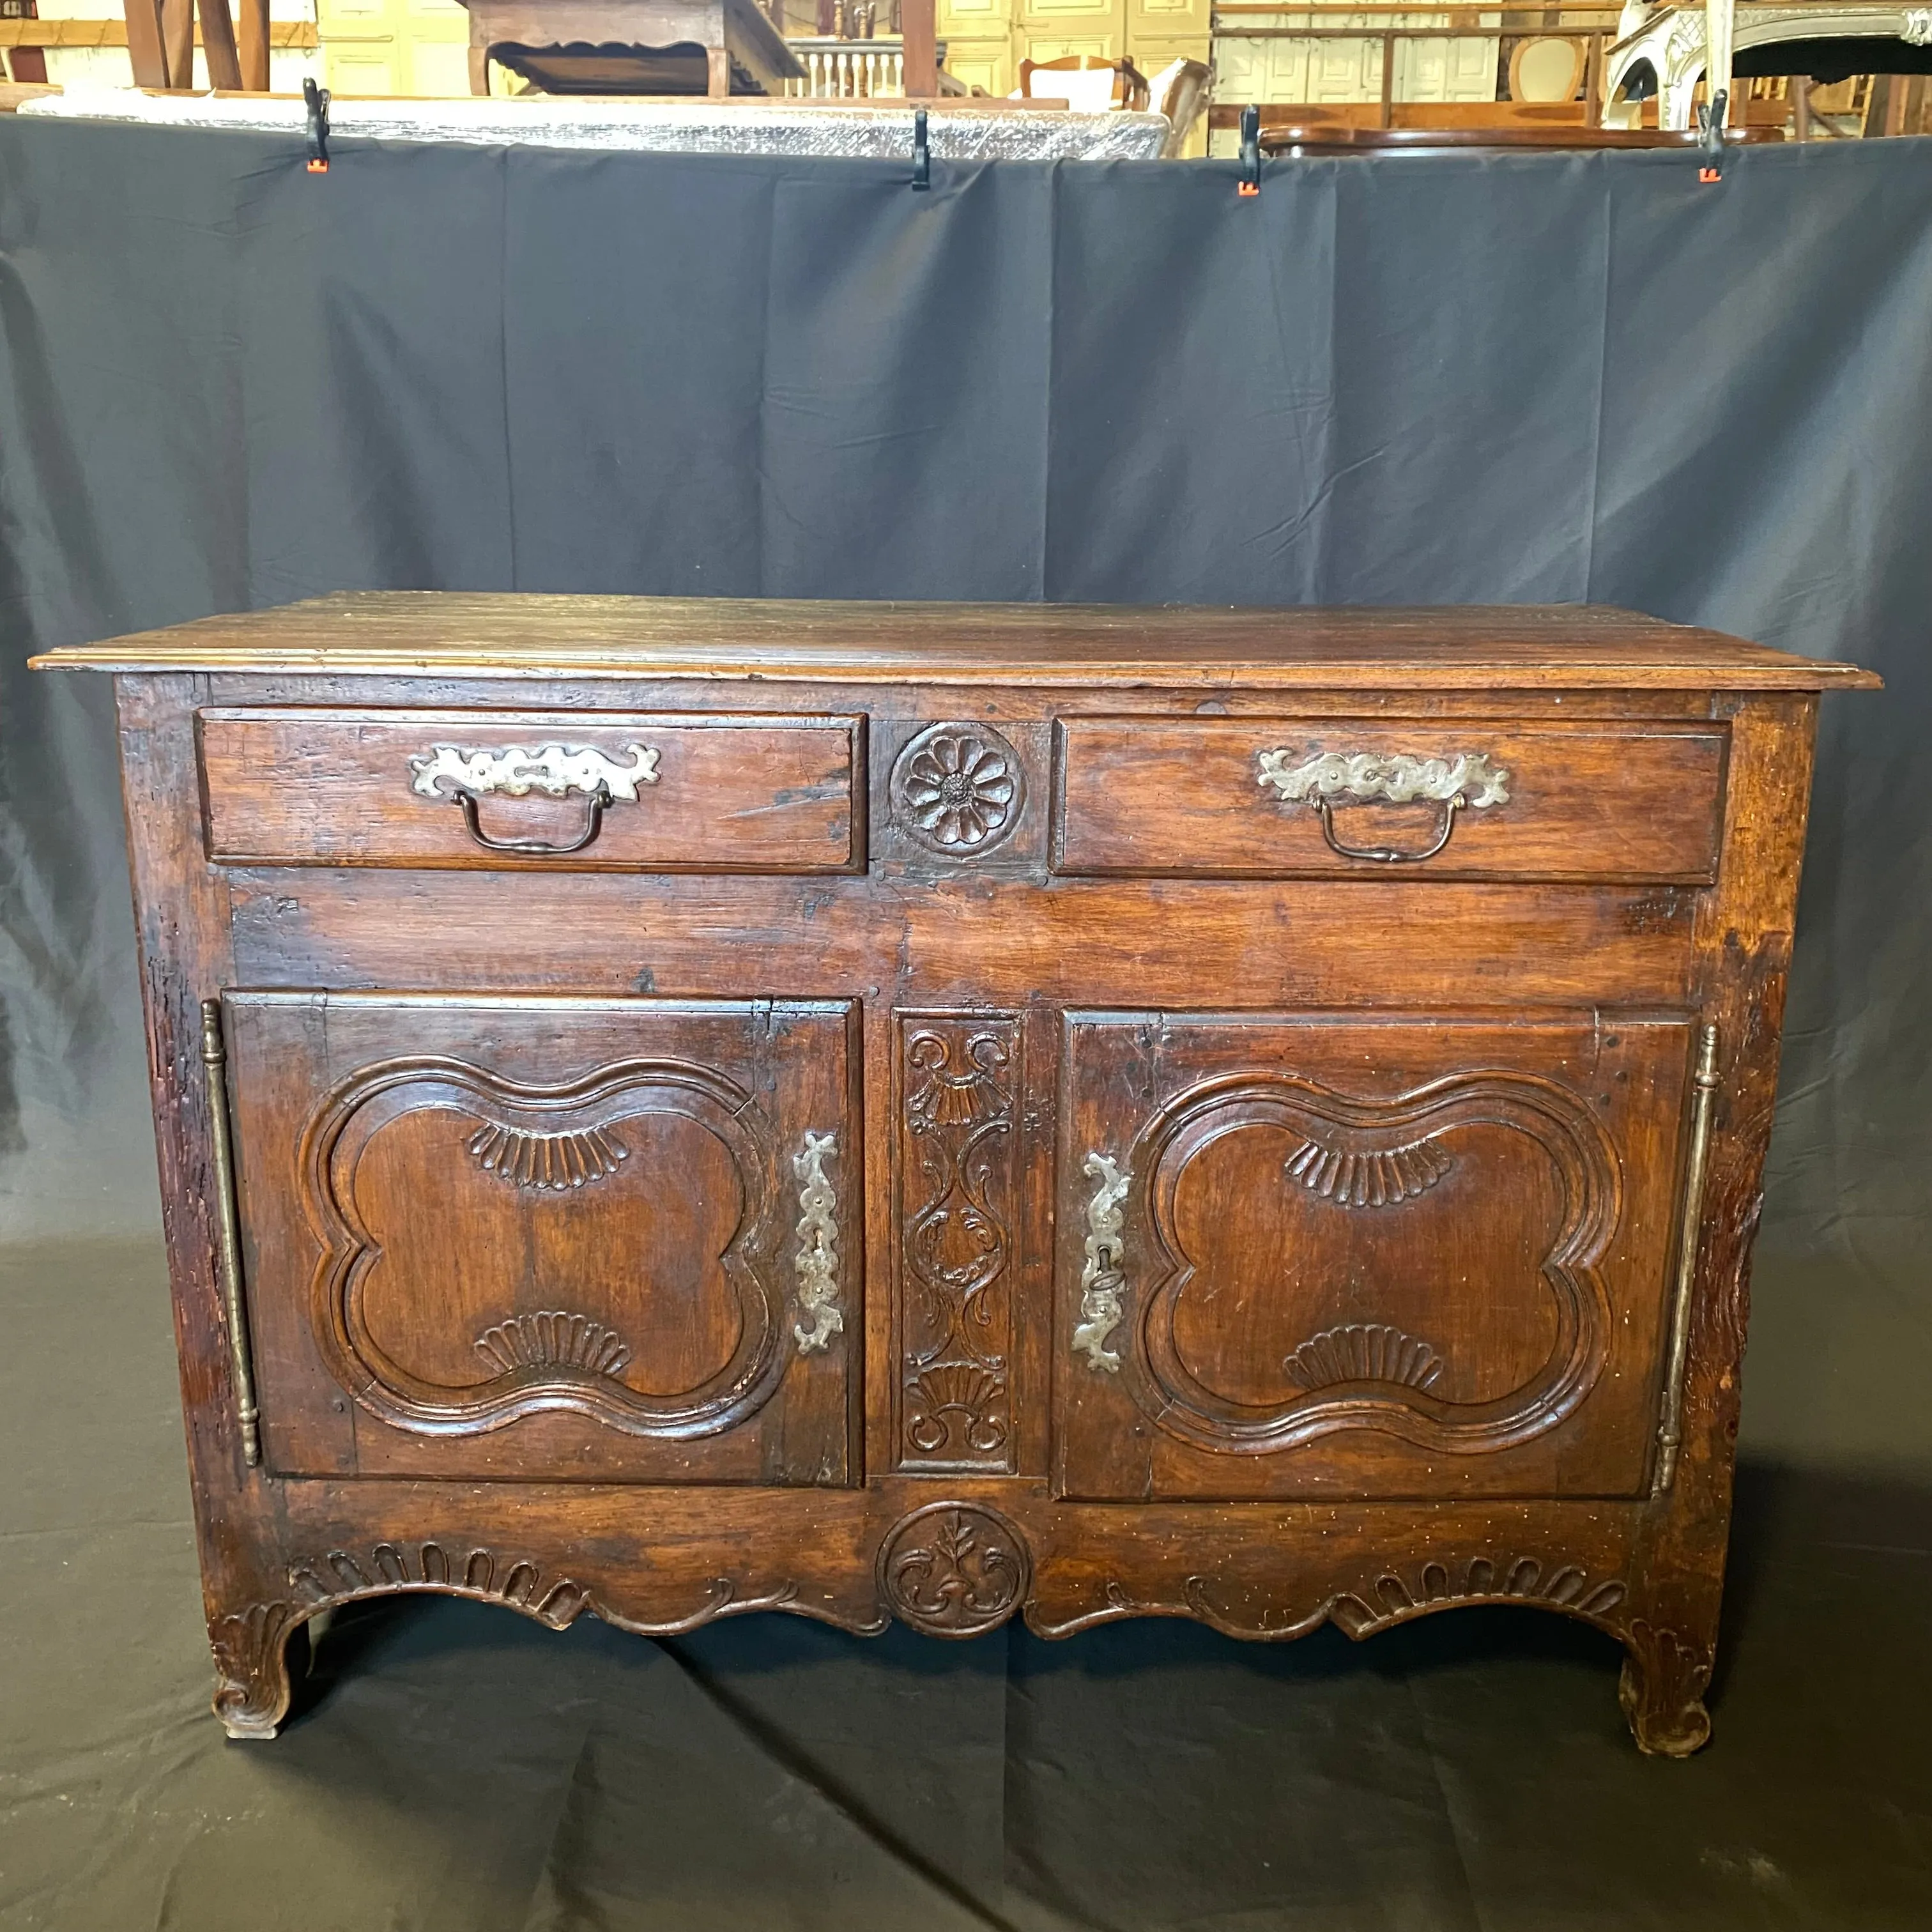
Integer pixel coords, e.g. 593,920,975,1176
112,676,280,1633
1626,696,1821,1681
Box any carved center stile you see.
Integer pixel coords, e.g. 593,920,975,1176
898,1020,1019,1467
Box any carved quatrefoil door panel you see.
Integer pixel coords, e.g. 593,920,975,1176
221,993,858,1485
1057,1012,1697,1503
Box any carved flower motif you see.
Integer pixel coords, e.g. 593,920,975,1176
894,728,1022,854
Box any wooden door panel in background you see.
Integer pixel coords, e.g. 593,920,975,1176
222,993,858,1485
1058,1011,1695,1502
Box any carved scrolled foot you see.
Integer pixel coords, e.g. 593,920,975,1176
1617,1618,1713,1757
209,1600,303,1740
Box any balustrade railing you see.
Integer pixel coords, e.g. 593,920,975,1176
785,35,947,97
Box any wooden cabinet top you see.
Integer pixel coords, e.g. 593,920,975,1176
33,592,1880,692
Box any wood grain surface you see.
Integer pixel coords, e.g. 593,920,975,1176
34,592,1881,690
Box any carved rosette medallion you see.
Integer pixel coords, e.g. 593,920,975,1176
898,1018,1020,1466
878,1503,1031,1638
891,725,1024,856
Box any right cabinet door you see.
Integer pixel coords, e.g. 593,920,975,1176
1057,1011,1696,1502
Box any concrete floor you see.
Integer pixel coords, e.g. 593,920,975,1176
3,1235,1929,1931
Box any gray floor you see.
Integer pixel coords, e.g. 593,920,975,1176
3,1235,1929,1932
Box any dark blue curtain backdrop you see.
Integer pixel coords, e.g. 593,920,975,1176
1,123,1927,1455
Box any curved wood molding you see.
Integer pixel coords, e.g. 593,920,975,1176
301,1054,790,1440
1131,1069,1623,1458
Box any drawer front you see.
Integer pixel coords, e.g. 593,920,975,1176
200,709,864,871
1054,719,1726,882
1056,1009,1695,1503
223,992,858,1485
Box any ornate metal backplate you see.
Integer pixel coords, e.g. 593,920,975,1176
1073,1151,1130,1373
792,1130,843,1354
1255,748,1510,809
408,741,659,802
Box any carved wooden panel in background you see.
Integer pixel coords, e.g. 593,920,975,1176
895,1014,1022,1470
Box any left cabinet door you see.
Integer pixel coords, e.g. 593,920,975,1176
220,993,859,1485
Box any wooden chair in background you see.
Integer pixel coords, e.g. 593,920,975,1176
1017,53,1149,112
1507,35,1586,105
1148,54,1209,153
121,0,270,90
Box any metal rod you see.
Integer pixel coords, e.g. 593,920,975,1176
201,998,261,1468
1654,1022,1721,1494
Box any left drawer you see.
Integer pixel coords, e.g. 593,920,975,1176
198,707,865,872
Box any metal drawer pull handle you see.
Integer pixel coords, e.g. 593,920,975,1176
1257,749,1509,868
409,742,659,859
453,784,608,856
1315,793,1462,864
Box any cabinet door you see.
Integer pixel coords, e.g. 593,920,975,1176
224,993,857,1485
1057,1012,1694,1502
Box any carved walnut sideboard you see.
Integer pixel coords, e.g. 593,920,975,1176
35,594,1876,1754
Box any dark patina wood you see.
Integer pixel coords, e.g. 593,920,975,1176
34,594,1877,1754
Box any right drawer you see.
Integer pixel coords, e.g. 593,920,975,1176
1053,719,1728,883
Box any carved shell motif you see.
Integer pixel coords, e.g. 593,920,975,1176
475,1311,632,1378
1282,1134,1452,1208
468,1123,629,1190
905,1363,1009,1457
1284,1322,1444,1393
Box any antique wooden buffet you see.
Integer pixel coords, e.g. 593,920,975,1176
34,594,1877,1754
